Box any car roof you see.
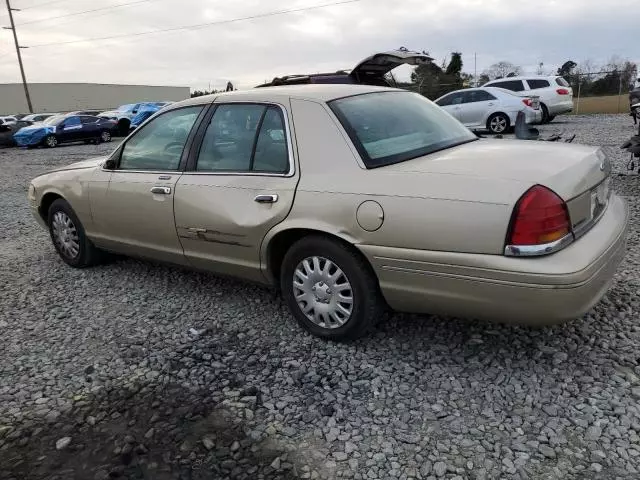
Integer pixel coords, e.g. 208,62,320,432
171,84,399,110
485,75,561,82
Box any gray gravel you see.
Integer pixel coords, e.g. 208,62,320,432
0,114,639,480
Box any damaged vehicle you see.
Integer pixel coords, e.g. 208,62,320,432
256,48,431,88
14,115,116,148
28,85,628,340
0,120,33,147
99,102,172,136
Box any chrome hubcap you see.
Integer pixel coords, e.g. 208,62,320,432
52,212,79,259
293,256,353,329
490,116,507,133
101,131,110,141
47,136,57,147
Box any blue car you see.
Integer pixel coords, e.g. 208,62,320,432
129,106,161,132
13,115,116,148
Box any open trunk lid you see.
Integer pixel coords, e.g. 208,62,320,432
350,48,432,84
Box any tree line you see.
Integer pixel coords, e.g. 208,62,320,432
402,53,637,100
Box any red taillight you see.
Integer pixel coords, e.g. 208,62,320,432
522,99,533,107
556,88,570,95
507,185,570,246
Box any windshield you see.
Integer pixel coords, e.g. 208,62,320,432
330,91,476,168
43,116,65,126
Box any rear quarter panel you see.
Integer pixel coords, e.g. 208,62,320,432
266,98,525,260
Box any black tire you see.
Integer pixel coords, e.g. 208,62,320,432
99,130,112,143
43,134,58,148
540,103,551,123
486,112,510,134
280,235,385,340
547,115,556,123
47,199,102,268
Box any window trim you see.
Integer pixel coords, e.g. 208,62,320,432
105,104,210,173
184,101,296,178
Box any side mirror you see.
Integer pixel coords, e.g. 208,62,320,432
103,159,116,170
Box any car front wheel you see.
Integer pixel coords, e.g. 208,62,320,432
44,134,58,148
48,199,103,268
100,130,112,143
280,236,384,340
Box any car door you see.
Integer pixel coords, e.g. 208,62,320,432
173,102,298,283
435,92,465,120
458,90,498,126
58,116,82,143
88,105,206,264
78,116,100,140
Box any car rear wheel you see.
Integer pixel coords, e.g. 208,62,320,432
44,134,58,148
487,113,510,134
540,103,551,123
100,130,112,143
48,199,103,268
280,235,384,340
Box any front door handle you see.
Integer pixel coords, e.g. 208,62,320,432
150,186,171,195
254,194,278,204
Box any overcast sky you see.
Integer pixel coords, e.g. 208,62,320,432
0,0,637,91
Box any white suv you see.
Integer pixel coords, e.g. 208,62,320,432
483,76,573,123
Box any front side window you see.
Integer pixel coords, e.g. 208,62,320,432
491,80,525,92
463,90,496,103
196,104,289,173
119,106,203,171
64,116,81,127
330,91,476,168
527,79,550,89
435,92,463,106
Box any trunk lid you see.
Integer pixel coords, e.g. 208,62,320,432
350,48,432,83
383,139,611,230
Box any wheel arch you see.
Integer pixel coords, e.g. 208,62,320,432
38,190,65,222
261,225,375,286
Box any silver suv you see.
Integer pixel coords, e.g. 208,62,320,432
483,75,573,123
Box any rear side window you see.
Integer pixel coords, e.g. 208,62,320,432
196,104,289,174
556,77,570,87
490,80,525,92
330,91,476,168
527,79,550,89
80,116,98,124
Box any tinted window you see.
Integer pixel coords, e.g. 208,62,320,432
80,116,98,124
463,90,496,103
330,91,476,168
556,77,570,87
64,116,81,127
119,106,203,171
527,79,550,89
252,107,289,173
490,80,525,92
436,92,464,106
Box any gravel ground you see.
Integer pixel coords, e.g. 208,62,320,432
0,114,639,480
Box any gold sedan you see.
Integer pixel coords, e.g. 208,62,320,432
28,85,628,340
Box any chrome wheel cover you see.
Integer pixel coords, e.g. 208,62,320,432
46,135,57,147
490,115,507,133
52,211,80,259
101,131,110,142
293,256,354,329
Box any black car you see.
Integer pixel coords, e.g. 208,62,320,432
66,110,103,116
256,48,431,88
0,120,33,147
13,115,117,148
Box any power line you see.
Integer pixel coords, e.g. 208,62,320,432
25,0,363,48
17,0,76,10
17,0,157,26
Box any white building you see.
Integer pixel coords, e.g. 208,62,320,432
0,82,191,114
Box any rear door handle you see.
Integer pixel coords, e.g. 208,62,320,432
254,194,278,203
150,186,171,195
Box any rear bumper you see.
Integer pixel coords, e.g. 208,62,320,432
548,100,573,116
359,194,628,325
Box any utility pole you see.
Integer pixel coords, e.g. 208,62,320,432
3,0,33,113
474,52,477,87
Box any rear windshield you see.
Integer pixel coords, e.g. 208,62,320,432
329,91,476,168
556,77,570,87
